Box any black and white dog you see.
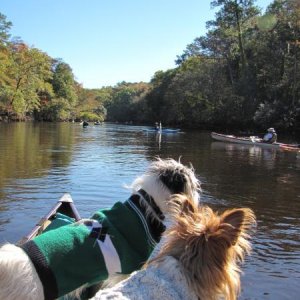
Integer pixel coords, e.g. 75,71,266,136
0,158,201,300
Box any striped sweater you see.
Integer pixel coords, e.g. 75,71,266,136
20,192,165,300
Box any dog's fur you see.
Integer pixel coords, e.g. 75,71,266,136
0,158,201,300
91,194,256,300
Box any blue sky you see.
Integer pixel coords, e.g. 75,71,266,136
1,0,272,89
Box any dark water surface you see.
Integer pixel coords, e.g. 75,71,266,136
0,122,299,299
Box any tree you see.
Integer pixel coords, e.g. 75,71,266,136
51,60,77,106
174,0,262,127
0,13,12,45
0,13,12,89
74,87,110,121
209,0,260,69
145,69,177,123
39,60,78,121
253,0,300,130
107,86,135,122
105,82,150,122
1,42,52,119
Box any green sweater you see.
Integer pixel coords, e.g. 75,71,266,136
21,195,165,300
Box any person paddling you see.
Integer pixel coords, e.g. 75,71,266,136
154,122,162,132
263,128,277,143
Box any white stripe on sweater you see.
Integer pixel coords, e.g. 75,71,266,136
83,219,122,275
98,235,122,275
127,199,157,247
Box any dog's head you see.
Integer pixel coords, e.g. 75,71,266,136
153,194,256,300
130,158,201,216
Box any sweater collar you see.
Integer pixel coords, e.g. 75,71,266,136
136,189,165,221
125,190,166,245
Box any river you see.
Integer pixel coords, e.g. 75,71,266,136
0,122,299,299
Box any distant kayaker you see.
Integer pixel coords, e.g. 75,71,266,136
263,128,277,143
154,122,162,131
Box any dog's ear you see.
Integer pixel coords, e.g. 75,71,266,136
169,194,196,217
220,208,255,246
180,197,196,215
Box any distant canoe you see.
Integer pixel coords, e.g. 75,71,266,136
211,132,299,149
143,128,181,133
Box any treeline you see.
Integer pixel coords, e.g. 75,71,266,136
0,14,107,122
1,0,299,133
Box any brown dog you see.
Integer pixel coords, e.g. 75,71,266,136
92,194,256,300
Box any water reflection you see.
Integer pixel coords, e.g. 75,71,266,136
156,132,161,150
0,123,75,201
211,141,278,169
208,139,300,299
0,124,299,299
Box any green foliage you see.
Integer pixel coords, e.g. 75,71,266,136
0,14,13,87
106,82,150,122
161,58,212,125
251,0,300,130
169,0,300,132
79,111,103,122
145,69,177,122
0,42,53,119
0,13,12,45
74,86,111,121
43,98,72,121
93,105,107,118
0,3,299,134
11,90,26,115
52,60,77,105
256,14,277,31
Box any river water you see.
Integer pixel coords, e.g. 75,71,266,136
0,122,299,299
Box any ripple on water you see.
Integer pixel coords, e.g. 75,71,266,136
0,124,300,300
